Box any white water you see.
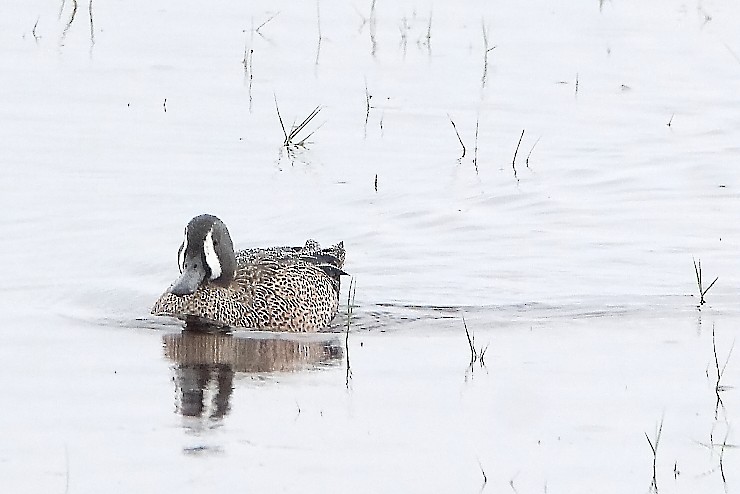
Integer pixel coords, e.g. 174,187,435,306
0,0,738,492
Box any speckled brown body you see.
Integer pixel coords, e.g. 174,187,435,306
152,241,346,332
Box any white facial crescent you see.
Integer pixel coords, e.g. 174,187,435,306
203,228,222,280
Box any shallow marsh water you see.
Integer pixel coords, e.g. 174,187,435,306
0,0,739,492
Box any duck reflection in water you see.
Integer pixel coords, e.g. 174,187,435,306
163,328,343,421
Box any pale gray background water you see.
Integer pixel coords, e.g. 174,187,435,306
0,1,738,492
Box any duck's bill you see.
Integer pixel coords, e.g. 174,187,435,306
169,265,206,296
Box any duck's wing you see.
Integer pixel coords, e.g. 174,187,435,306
236,241,346,273
236,241,347,296
234,246,297,265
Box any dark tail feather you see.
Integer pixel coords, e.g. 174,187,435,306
299,240,347,295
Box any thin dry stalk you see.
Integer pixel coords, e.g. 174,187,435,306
719,430,729,487
693,257,718,306
509,478,519,494
315,0,322,65
526,136,541,168
448,114,466,158
712,324,735,419
426,11,432,49
60,0,78,46
274,96,323,149
255,11,280,36
345,278,357,388
369,0,377,57
364,78,372,138
575,73,579,95
274,94,288,143
462,314,489,374
88,0,94,51
645,417,664,493
473,115,480,174
415,10,432,55
512,129,525,180
462,314,477,364
399,16,409,56
291,107,323,147
248,50,254,112
722,42,740,65
481,20,496,88
32,16,40,42
477,458,487,491
243,44,254,111
64,444,70,494
479,343,489,366
667,114,674,127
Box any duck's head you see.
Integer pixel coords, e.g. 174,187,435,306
170,214,237,296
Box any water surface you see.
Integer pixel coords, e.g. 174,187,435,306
0,0,738,492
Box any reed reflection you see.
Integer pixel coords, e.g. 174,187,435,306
163,331,343,421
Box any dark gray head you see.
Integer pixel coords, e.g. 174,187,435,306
170,214,237,296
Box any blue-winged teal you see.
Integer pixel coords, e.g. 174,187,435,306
151,214,347,331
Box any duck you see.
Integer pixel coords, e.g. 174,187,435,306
151,214,347,332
